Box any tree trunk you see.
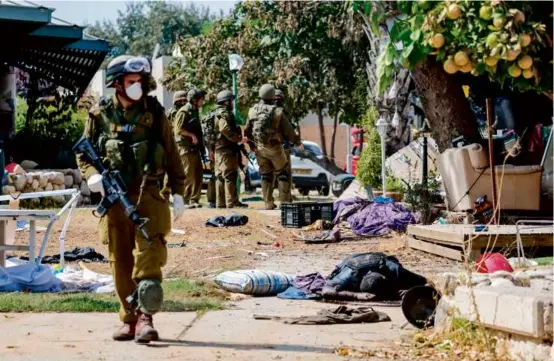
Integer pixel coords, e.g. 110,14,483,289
411,60,479,152
317,106,329,161
330,112,339,164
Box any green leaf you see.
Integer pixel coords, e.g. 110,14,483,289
410,29,422,41
403,43,415,58
476,63,486,73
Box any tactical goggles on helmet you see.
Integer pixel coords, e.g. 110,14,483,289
124,57,151,74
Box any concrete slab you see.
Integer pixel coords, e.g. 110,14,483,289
0,297,409,361
454,286,554,340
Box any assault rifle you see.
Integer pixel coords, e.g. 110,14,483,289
72,136,153,245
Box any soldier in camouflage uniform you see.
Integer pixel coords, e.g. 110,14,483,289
245,84,302,210
75,55,186,344
167,90,187,124
173,88,206,208
273,89,298,203
213,90,246,208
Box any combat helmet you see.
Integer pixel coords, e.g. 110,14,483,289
173,90,187,104
187,88,207,102
216,90,234,104
259,84,275,100
105,55,156,90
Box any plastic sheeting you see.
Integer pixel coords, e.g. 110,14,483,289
0,259,114,294
0,259,61,292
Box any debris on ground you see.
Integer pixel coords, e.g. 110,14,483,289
333,198,418,236
15,246,106,264
214,269,293,296
206,213,249,227
253,305,390,325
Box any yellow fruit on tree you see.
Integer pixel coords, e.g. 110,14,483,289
508,64,522,77
430,33,445,49
522,68,534,79
460,63,473,73
513,10,525,24
443,59,458,74
493,15,506,29
486,33,499,47
485,57,499,66
479,6,493,20
454,51,469,66
447,4,462,20
520,33,531,47
505,49,521,61
517,55,533,69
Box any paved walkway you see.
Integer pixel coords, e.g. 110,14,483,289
0,297,412,361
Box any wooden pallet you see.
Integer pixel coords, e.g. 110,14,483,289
407,224,554,261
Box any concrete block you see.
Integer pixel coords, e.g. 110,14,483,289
454,286,553,340
530,279,553,293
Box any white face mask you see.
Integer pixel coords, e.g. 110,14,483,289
125,82,143,101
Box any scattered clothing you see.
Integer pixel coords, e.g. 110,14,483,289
325,252,427,301
277,285,321,300
55,264,115,293
16,247,106,264
292,272,326,294
206,213,249,227
333,198,418,236
254,306,390,325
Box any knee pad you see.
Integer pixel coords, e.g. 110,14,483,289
135,279,163,315
277,171,289,181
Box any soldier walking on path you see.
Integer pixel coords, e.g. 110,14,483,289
75,55,186,344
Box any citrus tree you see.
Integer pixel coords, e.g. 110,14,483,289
354,0,553,150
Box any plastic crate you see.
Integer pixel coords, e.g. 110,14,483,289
280,202,334,228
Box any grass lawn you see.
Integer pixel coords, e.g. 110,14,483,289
0,279,227,313
534,257,554,266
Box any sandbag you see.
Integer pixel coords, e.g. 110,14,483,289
215,270,294,296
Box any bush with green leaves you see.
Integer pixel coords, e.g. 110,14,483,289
10,96,87,168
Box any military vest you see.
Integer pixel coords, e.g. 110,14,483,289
94,96,166,186
215,106,238,148
251,103,277,146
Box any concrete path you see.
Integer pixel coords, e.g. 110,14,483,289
0,297,412,361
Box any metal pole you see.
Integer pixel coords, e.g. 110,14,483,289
381,135,386,196
232,70,241,124
422,136,428,190
486,98,498,225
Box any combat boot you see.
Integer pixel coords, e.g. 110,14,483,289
112,322,136,341
134,312,159,344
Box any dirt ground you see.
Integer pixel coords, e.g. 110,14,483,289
11,203,460,281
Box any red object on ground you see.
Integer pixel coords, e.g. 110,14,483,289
273,242,281,248
475,253,513,273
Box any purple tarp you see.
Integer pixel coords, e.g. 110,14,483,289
333,197,418,236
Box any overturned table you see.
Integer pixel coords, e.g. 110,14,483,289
0,189,81,267
407,222,554,261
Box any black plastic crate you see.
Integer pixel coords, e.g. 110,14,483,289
281,202,334,228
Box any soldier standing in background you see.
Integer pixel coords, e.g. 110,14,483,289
167,90,187,125
173,88,206,208
245,84,302,210
76,55,186,343
213,90,247,208
273,89,298,203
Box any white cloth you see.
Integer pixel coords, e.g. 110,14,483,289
87,174,105,196
171,194,185,222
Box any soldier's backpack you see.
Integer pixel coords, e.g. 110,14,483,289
201,109,218,147
251,103,276,146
